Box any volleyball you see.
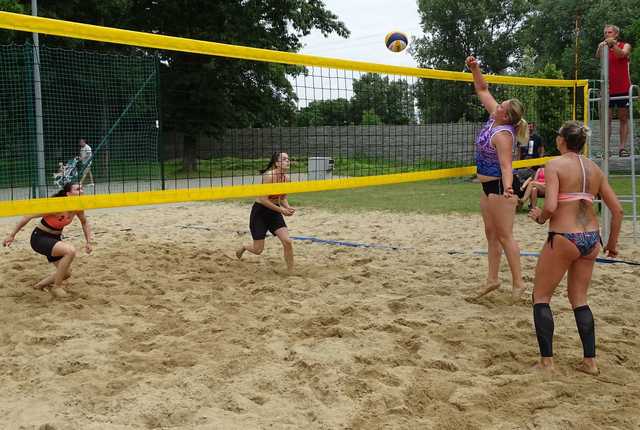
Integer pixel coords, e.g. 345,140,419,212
385,31,408,52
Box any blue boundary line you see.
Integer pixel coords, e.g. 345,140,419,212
293,236,639,266
290,236,408,251
470,250,640,266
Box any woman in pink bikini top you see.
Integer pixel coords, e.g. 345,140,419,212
527,120,623,375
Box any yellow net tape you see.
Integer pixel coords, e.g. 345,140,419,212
0,12,586,87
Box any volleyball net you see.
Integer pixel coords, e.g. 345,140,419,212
0,11,587,217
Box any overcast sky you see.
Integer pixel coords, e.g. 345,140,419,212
299,0,423,68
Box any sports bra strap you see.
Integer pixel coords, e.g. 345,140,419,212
577,155,586,193
557,154,595,202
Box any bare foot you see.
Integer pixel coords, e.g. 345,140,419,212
575,361,599,375
33,282,52,291
511,284,526,302
475,281,500,298
235,246,245,260
50,285,69,298
531,360,555,373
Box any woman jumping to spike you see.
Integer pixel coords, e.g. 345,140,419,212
466,56,529,301
3,183,93,298
528,121,623,375
236,152,295,272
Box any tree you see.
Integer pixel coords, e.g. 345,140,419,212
296,98,352,126
361,109,383,125
413,0,530,74
22,1,349,171
519,0,640,83
351,73,415,125
0,0,25,44
412,0,530,124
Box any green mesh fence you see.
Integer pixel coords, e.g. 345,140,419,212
0,43,35,199
0,42,159,199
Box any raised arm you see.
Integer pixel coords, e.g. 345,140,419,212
465,56,498,116
596,39,631,59
611,41,631,59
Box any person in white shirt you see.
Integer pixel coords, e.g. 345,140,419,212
78,138,94,186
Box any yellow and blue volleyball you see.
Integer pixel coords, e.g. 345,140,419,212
385,31,408,52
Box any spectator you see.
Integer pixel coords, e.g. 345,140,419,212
516,122,544,160
79,138,94,186
518,167,545,210
596,24,632,157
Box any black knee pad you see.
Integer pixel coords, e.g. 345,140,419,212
533,303,554,357
573,305,596,358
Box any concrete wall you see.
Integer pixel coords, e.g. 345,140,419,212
163,123,484,164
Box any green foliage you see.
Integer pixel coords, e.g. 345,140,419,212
351,74,415,125
360,109,382,125
30,0,350,171
628,17,640,86
413,0,530,73
415,0,639,90
294,73,415,126
0,0,25,44
519,0,640,83
532,63,571,154
296,98,352,126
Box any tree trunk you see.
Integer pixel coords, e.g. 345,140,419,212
182,134,197,172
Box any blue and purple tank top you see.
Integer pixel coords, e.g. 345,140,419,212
475,117,515,177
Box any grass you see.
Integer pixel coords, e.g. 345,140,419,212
264,178,482,214
280,176,640,215
1,155,638,216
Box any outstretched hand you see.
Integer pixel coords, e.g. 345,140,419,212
465,56,479,69
528,207,543,224
503,187,515,199
281,207,295,217
604,244,618,258
3,234,15,247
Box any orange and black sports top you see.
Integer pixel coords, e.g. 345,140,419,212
41,212,75,231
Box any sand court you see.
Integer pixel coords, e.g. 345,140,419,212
1,201,639,429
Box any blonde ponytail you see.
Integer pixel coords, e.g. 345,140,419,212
515,118,529,145
505,98,528,144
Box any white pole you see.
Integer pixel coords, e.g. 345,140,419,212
32,0,47,197
601,44,611,243
629,85,638,242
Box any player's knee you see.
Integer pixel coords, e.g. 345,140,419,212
281,237,293,249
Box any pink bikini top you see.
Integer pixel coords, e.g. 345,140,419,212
557,155,595,203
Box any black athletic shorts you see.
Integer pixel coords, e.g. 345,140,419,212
482,176,521,197
30,228,63,263
609,93,630,109
249,202,287,240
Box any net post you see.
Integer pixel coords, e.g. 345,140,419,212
600,42,611,243
31,0,47,197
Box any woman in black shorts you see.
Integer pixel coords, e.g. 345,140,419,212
3,183,93,298
236,152,295,272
